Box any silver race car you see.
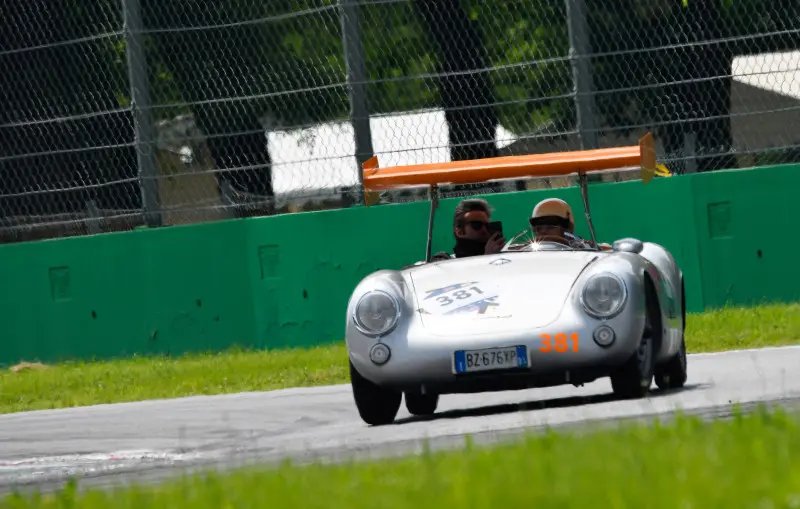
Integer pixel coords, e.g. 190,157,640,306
346,133,687,425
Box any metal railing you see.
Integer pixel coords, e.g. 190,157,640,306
1,0,797,242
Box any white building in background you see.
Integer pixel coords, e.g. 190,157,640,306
266,109,518,196
727,50,800,159
155,108,517,222
506,50,800,171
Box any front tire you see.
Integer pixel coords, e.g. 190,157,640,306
655,286,688,390
654,335,687,390
349,360,401,426
610,281,657,399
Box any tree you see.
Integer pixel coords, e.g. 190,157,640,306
587,0,797,173
659,0,736,172
0,0,138,226
2,0,795,238
412,0,499,163
413,0,513,192
143,0,354,216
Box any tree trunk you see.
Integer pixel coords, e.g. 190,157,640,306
145,2,275,218
657,0,736,173
413,0,511,192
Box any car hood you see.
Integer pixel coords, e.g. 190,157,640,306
407,251,599,337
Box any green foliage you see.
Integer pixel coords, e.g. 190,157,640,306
471,0,572,134
131,0,788,134
7,0,797,137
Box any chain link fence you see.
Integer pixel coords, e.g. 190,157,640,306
1,0,798,243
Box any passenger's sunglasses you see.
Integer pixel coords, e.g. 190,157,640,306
466,220,489,231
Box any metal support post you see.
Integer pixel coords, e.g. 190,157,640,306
340,0,374,205
123,0,162,227
565,0,598,150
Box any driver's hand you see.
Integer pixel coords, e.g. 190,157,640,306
485,232,506,254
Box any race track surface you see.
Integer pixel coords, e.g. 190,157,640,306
2,345,800,495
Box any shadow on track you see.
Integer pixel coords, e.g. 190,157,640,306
392,382,711,425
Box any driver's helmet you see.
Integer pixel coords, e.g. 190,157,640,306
529,199,596,248
529,198,575,245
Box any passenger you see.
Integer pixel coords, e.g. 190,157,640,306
431,198,506,261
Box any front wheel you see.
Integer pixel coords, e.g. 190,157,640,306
610,328,655,399
610,283,657,399
655,335,687,390
349,360,401,426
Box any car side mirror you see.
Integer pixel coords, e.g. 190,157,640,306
612,238,644,254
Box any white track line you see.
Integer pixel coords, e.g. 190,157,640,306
688,344,800,357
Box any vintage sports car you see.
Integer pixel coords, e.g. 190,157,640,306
346,133,687,426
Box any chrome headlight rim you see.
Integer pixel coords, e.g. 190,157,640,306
352,289,401,337
580,272,627,319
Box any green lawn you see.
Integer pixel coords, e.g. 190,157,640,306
1,302,798,415
687,302,800,351
3,406,800,508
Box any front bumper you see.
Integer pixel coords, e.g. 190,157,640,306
347,305,647,392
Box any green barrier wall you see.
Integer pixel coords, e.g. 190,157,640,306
1,163,798,366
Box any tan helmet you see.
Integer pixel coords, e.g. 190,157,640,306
530,198,575,231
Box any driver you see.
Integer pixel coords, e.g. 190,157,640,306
529,198,611,250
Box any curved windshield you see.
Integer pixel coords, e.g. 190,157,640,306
501,229,598,253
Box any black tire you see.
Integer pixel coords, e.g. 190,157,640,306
655,279,688,390
610,280,657,399
654,335,687,390
349,360,401,426
404,391,439,416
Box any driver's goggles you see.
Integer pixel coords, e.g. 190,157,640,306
529,215,571,229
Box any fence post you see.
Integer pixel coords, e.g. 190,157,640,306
340,0,373,205
122,0,162,227
565,0,598,150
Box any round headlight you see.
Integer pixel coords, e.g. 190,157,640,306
581,273,627,318
354,290,400,336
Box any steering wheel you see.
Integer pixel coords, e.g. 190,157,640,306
502,229,572,252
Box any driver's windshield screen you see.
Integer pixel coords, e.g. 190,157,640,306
503,229,597,252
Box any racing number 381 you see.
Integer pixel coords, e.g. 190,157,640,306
436,286,483,307
540,332,579,353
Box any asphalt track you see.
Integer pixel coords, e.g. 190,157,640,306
2,345,800,495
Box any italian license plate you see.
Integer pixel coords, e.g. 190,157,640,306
453,346,528,374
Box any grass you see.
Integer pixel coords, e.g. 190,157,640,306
3,406,800,507
688,302,800,351
0,344,347,415
1,302,798,415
